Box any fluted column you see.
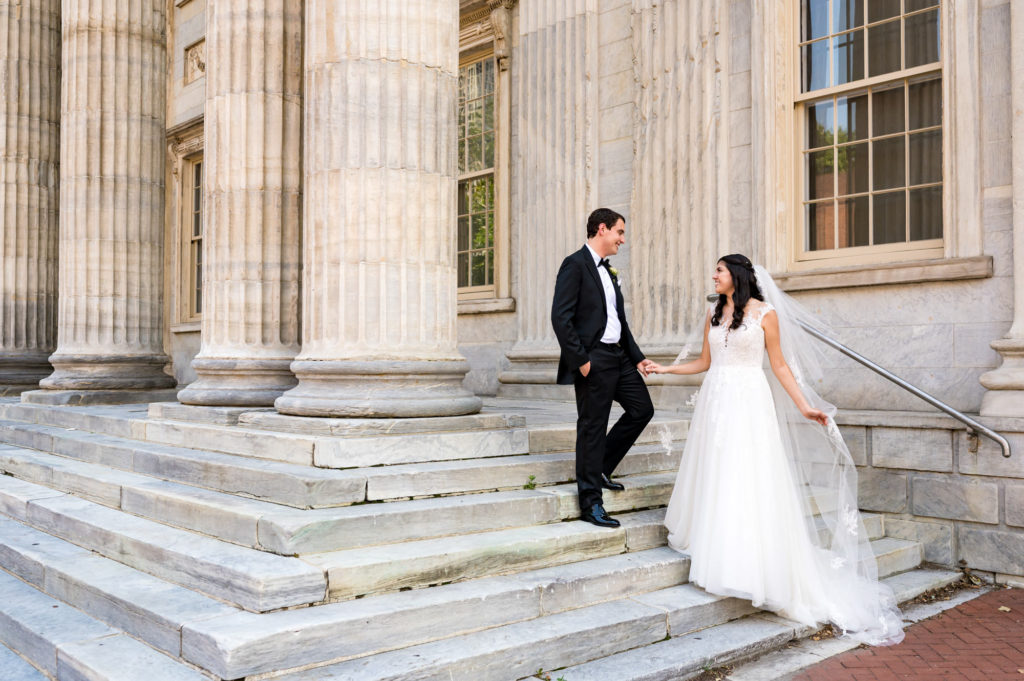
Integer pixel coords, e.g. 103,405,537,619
980,3,1024,416
0,0,60,393
38,0,172,392
177,0,302,406
629,0,724,357
499,0,599,385
275,0,480,417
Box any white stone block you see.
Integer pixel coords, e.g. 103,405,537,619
143,420,315,465
872,427,953,472
911,477,999,524
632,584,758,636
257,490,561,554
0,476,64,520
314,427,529,468
57,634,210,681
25,494,326,612
0,570,116,676
0,642,48,681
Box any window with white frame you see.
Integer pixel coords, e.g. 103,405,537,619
182,155,203,321
796,0,941,262
457,54,497,294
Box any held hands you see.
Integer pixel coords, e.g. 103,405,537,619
637,359,657,376
579,361,591,377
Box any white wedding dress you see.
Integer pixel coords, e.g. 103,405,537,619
664,299,904,645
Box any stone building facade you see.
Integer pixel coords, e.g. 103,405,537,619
0,0,1023,574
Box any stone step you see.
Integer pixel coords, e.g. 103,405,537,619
0,568,210,681
0,641,48,681
0,476,326,613
273,585,760,681
0,417,682,508
0,402,532,468
304,509,671,600
256,472,676,554
0,516,239,659
553,567,963,681
179,548,692,679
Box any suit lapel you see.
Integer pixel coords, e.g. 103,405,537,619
580,247,605,305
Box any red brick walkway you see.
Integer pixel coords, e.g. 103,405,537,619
791,586,1024,681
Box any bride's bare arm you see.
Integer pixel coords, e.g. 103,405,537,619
650,310,712,375
763,310,827,425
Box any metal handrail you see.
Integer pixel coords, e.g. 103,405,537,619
797,321,1012,459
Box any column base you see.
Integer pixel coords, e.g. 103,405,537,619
0,352,53,392
39,354,175,391
979,338,1024,417
21,388,181,406
275,359,482,418
177,357,297,407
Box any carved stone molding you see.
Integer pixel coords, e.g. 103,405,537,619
488,0,516,70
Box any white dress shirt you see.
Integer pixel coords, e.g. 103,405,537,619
585,244,622,344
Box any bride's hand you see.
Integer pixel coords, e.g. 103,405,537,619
801,406,828,426
646,362,665,374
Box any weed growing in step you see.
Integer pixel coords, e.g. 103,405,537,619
523,474,537,490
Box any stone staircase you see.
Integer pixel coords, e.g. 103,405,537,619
0,397,959,680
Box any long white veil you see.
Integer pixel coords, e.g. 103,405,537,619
753,265,904,646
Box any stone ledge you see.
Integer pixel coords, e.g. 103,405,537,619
21,389,181,407
774,255,993,292
457,297,516,315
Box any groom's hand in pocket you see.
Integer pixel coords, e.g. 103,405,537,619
579,361,591,377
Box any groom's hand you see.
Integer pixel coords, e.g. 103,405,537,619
637,359,655,376
579,361,591,377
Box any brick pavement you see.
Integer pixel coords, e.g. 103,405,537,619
791,586,1024,681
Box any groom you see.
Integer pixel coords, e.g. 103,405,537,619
551,208,655,528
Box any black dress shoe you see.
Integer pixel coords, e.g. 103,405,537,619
601,473,625,491
580,503,620,528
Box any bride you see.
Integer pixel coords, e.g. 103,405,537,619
648,254,904,646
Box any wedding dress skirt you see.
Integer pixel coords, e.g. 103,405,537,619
664,303,903,644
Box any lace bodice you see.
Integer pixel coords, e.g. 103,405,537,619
708,302,775,368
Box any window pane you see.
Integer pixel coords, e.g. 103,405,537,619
837,93,868,141
471,251,488,286
837,142,869,195
467,100,483,136
872,84,905,136
832,29,865,85
457,252,468,288
801,39,830,92
909,77,941,129
808,149,835,200
909,186,942,240
457,138,466,174
458,181,469,215
807,99,834,148
801,0,830,41
905,9,940,68
807,202,835,251
837,196,870,247
466,62,480,99
483,58,495,95
467,135,483,172
471,213,488,249
458,102,466,139
484,95,494,132
470,177,490,212
457,216,469,251
867,19,901,77
909,130,941,185
873,191,906,244
872,136,905,190
834,0,865,32
483,132,495,168
905,0,938,11
867,0,900,23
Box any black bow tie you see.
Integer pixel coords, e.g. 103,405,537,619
598,258,610,269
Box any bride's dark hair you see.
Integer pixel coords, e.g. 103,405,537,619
712,253,764,330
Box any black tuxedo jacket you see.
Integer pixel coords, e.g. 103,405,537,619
550,246,645,385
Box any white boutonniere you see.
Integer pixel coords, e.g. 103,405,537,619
608,266,619,278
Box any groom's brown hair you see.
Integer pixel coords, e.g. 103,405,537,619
586,208,625,239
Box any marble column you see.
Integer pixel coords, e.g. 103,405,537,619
275,0,480,417
38,0,173,393
629,0,724,357
177,0,302,407
0,0,60,393
498,0,599,388
980,3,1024,417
